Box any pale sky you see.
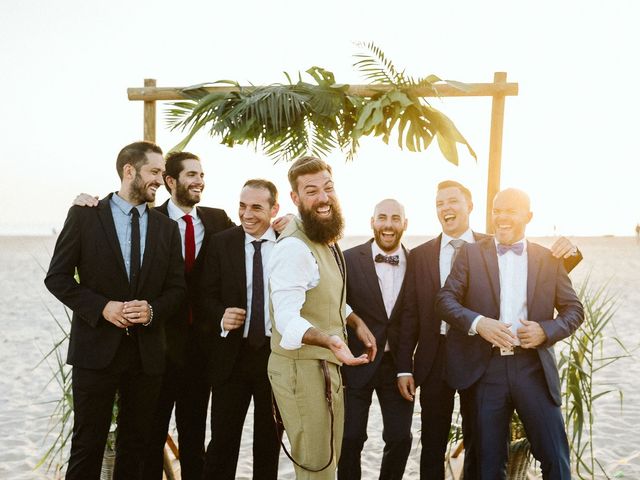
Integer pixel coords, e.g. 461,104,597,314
2,0,638,236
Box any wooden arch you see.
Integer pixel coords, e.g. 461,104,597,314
127,72,518,233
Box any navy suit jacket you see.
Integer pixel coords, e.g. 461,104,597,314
342,239,407,388
396,233,583,388
396,232,487,387
435,237,584,405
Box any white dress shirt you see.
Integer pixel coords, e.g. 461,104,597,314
268,236,350,350
372,242,406,352
469,239,528,343
220,227,276,338
439,229,475,334
167,199,205,258
496,239,528,345
372,242,406,318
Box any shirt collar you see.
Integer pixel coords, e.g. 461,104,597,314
441,228,474,249
245,226,277,245
167,198,198,222
112,192,146,216
371,240,404,260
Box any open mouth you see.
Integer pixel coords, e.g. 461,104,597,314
316,204,332,217
380,231,396,241
443,214,456,224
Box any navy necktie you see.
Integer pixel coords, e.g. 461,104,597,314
497,242,524,256
248,240,266,349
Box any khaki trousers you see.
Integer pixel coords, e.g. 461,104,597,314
268,354,344,480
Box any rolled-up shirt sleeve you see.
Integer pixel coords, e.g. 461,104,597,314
268,237,319,349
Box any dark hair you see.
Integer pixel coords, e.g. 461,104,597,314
164,151,200,191
437,180,473,204
287,156,332,192
243,178,278,207
116,141,163,179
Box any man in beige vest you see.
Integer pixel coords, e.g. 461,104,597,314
268,156,377,479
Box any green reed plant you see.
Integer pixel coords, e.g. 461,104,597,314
558,279,629,479
35,303,73,474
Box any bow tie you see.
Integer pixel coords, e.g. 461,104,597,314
497,242,524,256
375,253,400,266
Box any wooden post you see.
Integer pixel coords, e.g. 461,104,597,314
143,79,157,142
485,72,508,234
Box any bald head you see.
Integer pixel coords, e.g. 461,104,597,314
492,188,533,245
371,198,408,253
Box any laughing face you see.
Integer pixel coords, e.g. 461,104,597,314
239,186,279,238
291,169,344,244
173,159,205,208
130,152,164,204
491,189,532,245
371,199,407,253
436,186,473,238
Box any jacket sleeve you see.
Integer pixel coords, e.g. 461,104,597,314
44,206,110,327
395,250,420,374
147,221,187,327
538,261,584,346
195,234,227,338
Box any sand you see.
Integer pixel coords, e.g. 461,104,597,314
1,235,638,479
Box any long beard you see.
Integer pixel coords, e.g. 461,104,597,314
299,201,345,244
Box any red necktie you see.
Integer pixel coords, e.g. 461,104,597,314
183,214,196,325
183,214,196,274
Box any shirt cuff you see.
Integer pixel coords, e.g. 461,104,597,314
280,319,314,350
220,317,229,338
469,315,483,335
397,372,413,378
346,303,353,318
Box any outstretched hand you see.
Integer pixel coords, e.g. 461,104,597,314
328,335,369,366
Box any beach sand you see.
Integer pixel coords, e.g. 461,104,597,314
1,235,638,479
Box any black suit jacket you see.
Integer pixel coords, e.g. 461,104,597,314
44,194,186,375
435,238,584,405
342,239,408,388
396,233,583,387
196,225,253,386
154,200,235,365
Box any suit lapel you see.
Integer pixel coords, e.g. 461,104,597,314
427,235,442,288
137,207,158,292
97,194,128,280
526,241,542,311
358,241,387,318
480,239,501,308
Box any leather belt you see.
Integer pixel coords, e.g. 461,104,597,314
492,345,527,356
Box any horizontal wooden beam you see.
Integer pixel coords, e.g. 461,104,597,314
127,81,518,102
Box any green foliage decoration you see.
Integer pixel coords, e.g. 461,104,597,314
166,42,476,164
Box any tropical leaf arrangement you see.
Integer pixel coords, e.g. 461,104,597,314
166,42,476,164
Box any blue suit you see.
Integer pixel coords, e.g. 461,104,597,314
435,238,584,479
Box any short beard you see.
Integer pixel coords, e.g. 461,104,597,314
175,181,199,208
299,201,345,245
130,172,156,204
373,227,403,253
